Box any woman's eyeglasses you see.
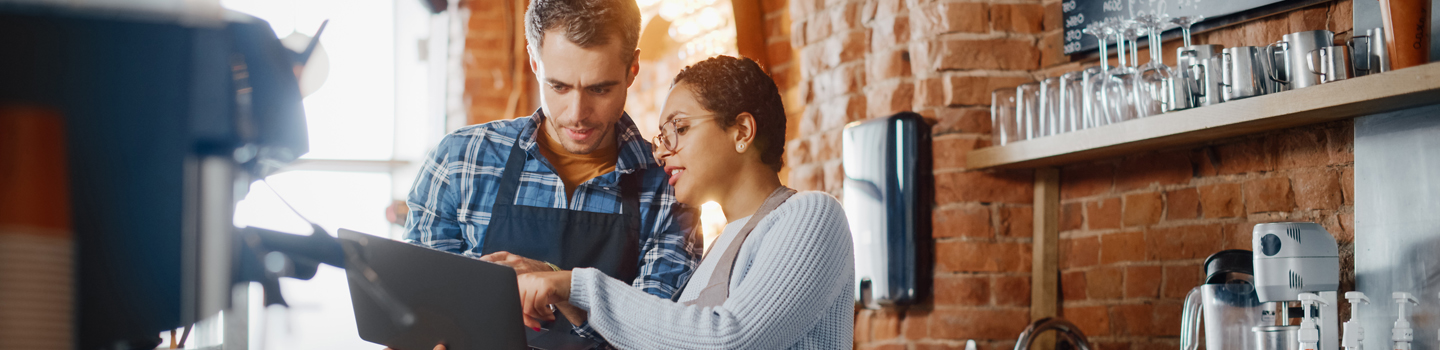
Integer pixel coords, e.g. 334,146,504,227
650,115,718,153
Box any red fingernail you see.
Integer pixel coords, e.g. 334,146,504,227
532,327,540,331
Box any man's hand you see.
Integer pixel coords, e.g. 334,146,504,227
479,251,553,275
517,271,573,330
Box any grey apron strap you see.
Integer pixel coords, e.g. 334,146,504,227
682,186,797,307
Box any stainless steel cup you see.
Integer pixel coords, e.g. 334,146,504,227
1266,30,1336,89
1350,27,1391,76
1307,45,1349,84
1221,46,1268,101
1252,326,1301,350
1177,44,1223,107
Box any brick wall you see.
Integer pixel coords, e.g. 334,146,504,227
463,0,537,125
775,0,1357,349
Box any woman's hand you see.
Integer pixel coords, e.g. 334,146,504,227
517,270,573,329
478,251,553,275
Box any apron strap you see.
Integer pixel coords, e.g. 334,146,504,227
682,186,797,307
494,133,531,207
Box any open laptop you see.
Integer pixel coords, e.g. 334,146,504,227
338,228,529,350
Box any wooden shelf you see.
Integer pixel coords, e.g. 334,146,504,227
966,61,1440,169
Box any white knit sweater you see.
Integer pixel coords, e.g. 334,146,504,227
569,191,855,349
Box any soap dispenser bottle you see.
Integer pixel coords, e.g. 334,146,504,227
1300,293,1329,350
1392,292,1418,350
1344,292,1369,350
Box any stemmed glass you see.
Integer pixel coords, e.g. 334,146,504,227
1170,15,1205,47
1170,15,1206,109
1106,19,1142,122
1081,20,1120,127
1135,13,1176,115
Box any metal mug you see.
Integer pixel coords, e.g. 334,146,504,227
1350,27,1390,76
1252,326,1301,350
1307,45,1349,84
1178,44,1223,107
1221,46,1269,101
1266,30,1336,90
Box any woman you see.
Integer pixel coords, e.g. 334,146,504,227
516,55,854,349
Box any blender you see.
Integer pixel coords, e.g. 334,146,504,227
1180,250,1266,350
1253,222,1341,350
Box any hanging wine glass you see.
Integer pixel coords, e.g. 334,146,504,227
1105,19,1142,122
1170,15,1205,47
1135,13,1176,115
1081,20,1117,128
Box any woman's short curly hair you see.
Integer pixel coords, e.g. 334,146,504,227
671,56,787,172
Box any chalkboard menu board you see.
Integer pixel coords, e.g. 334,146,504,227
1062,0,1289,55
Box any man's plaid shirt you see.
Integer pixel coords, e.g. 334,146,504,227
404,110,701,342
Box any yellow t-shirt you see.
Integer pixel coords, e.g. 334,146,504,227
535,128,618,200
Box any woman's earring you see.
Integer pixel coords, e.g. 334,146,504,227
737,143,746,152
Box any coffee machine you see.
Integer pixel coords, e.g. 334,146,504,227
1253,222,1341,350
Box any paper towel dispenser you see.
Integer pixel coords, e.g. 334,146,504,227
843,112,932,309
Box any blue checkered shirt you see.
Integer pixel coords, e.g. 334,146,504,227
403,110,701,343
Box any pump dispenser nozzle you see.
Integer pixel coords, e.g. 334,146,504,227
1343,292,1369,350
1299,293,1329,350
1392,292,1419,350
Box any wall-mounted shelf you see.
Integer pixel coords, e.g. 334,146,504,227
967,61,1440,170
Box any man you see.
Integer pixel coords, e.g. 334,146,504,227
403,0,699,346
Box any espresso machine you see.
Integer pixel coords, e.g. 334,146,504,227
1253,222,1342,350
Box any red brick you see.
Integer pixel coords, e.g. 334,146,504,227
815,129,842,161
862,344,906,350
869,16,909,52
909,1,987,36
1326,121,1354,164
1213,139,1272,175
1062,270,1087,300
999,206,1033,238
1062,163,1116,200
1244,176,1295,214
1087,197,1122,230
1145,224,1225,261
867,48,912,82
790,21,807,49
1123,192,1164,227
932,107,991,136
1042,2,1063,31
934,275,990,306
1125,265,1163,298
929,308,1030,340
993,275,1031,306
767,41,794,66
919,39,1041,72
1115,152,1194,192
1273,127,1329,170
789,164,825,191
1039,30,1067,68
1087,266,1124,300
1063,235,1100,269
823,159,844,193
902,310,930,340
936,241,1032,273
1198,183,1244,218
915,78,944,110
1341,166,1355,205
1153,300,1184,336
829,1,865,33
817,94,868,131
1163,264,1202,298
1100,229,1145,264
933,204,992,238
1292,169,1342,210
836,29,869,65
762,0,787,14
810,63,864,100
805,12,831,46
866,81,914,118
855,308,873,343
872,0,906,19
1061,202,1084,232
1165,188,1201,221
873,310,902,340
935,170,1034,205
934,136,984,170
990,4,1044,34
1064,305,1111,336
786,138,809,166
941,75,1034,106
1110,303,1158,336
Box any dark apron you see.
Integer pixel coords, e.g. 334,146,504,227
482,135,641,349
